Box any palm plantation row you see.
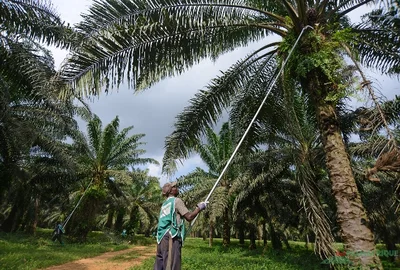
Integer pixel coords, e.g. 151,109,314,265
1,0,400,269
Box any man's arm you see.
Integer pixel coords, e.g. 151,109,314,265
175,198,206,222
183,207,202,222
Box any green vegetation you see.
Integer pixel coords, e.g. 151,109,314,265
133,238,400,270
0,229,143,270
1,1,400,270
1,231,399,270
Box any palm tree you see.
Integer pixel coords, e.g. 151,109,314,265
0,0,75,202
68,114,158,240
347,97,400,261
232,155,300,250
59,0,400,267
0,1,79,233
108,169,161,236
177,122,238,246
231,84,339,257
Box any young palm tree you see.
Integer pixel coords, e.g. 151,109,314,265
59,0,400,267
68,114,158,240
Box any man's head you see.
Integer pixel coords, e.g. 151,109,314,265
162,181,178,197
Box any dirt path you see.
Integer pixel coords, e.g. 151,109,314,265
44,245,156,270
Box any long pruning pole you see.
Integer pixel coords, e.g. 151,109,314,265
191,25,313,227
62,178,94,229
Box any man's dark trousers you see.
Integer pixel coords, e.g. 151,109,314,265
154,234,182,270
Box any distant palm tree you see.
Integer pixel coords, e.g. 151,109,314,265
178,122,237,246
125,169,161,236
347,97,400,261
68,114,158,240
232,156,299,250
103,169,162,236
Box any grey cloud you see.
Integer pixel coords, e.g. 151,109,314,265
83,42,265,159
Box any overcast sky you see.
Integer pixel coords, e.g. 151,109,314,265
49,0,399,185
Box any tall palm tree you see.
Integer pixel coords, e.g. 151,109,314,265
0,0,75,201
0,39,78,206
68,114,158,240
0,1,79,233
59,0,400,267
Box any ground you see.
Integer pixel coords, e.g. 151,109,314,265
44,245,156,270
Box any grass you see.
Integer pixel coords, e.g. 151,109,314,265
1,230,399,270
0,228,146,270
132,238,327,270
132,238,400,270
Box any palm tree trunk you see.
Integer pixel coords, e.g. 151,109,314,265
202,227,207,240
282,234,291,249
249,224,257,250
383,229,398,262
105,209,114,229
1,191,24,232
209,221,214,247
269,221,282,250
236,218,245,245
304,72,382,268
114,208,125,232
262,221,267,247
317,102,381,268
295,50,383,266
26,196,39,235
222,207,230,246
305,234,309,250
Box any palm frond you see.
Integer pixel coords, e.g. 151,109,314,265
0,0,74,48
353,6,400,74
59,0,290,96
229,56,283,152
297,161,335,259
87,115,103,155
162,50,277,174
99,116,120,164
349,135,390,158
336,0,375,17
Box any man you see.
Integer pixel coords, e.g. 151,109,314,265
52,221,64,245
154,181,207,270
